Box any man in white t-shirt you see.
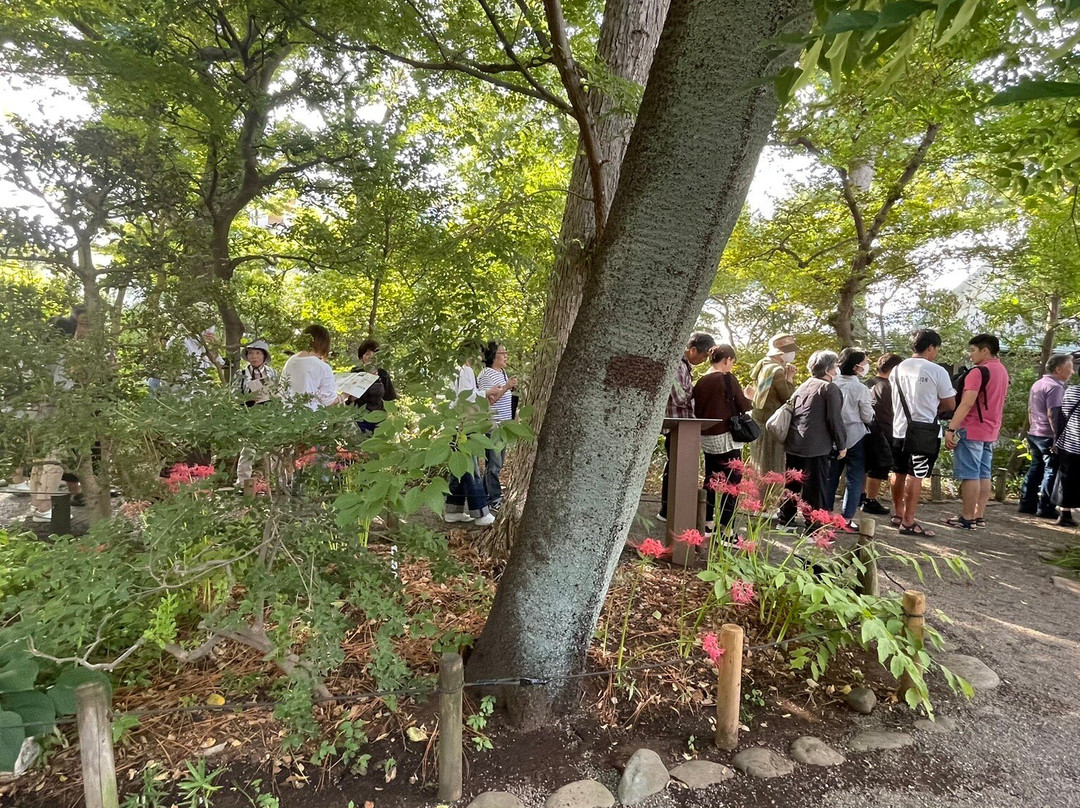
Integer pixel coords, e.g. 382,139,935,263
890,329,955,538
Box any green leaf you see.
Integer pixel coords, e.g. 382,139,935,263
0,692,55,737
877,0,937,28
401,485,425,515
0,711,26,772
988,81,1080,106
0,658,38,694
822,10,880,34
47,668,112,717
936,0,980,45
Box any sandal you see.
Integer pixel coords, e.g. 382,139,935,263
944,516,977,531
974,518,986,527
899,521,936,537
890,514,903,527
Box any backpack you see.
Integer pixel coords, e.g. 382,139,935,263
950,365,990,422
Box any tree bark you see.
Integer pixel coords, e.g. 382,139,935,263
485,0,671,555
468,0,810,727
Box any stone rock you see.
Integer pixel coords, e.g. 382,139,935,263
848,730,914,753
617,749,670,804
843,686,877,715
789,736,845,767
545,780,616,808
913,716,958,734
668,760,735,789
938,653,1001,690
468,792,525,808
731,747,795,778
1052,575,1080,598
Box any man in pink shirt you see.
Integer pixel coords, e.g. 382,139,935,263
944,334,1010,530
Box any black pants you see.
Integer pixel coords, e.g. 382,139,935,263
659,434,671,517
779,453,832,522
704,450,741,527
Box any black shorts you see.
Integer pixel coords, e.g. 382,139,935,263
892,439,938,480
865,425,894,480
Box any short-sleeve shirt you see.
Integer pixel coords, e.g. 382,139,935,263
891,358,954,439
477,367,512,422
1028,375,1066,438
279,354,337,410
453,364,478,404
959,357,1010,443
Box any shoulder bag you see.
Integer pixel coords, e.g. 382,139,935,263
896,386,940,456
765,398,795,442
725,374,761,443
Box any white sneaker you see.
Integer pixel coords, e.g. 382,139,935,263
30,509,51,523
656,513,667,522
444,512,474,523
474,513,495,527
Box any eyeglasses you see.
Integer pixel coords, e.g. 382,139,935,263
495,350,509,356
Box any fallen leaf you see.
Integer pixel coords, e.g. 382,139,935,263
206,694,226,707
406,726,429,743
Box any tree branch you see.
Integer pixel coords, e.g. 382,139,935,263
543,0,607,238
867,122,941,241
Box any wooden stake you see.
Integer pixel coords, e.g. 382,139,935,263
696,487,709,563
930,472,942,502
898,590,926,696
856,518,878,597
993,468,1008,503
437,653,464,802
76,681,118,808
714,623,744,751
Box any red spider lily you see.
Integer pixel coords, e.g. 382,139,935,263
638,537,667,559
676,528,706,547
164,463,216,492
736,479,760,497
252,479,270,494
726,458,747,473
813,529,836,550
735,535,757,553
709,474,740,496
761,471,786,486
742,499,764,514
701,632,726,665
784,468,808,483
730,579,756,605
294,448,318,470
808,508,838,526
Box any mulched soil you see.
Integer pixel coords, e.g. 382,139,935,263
2,482,1079,808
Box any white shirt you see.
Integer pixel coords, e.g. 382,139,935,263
833,374,874,449
279,354,338,410
453,364,478,404
891,357,954,439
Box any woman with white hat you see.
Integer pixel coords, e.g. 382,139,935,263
235,339,278,487
748,333,799,475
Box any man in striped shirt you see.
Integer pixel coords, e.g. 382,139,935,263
477,343,518,510
658,332,715,521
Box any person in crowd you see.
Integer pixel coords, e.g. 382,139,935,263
944,334,1011,530
862,352,903,515
693,344,752,533
349,338,398,434
1020,353,1074,520
234,339,277,487
824,348,874,531
658,332,715,522
444,340,495,526
1049,381,1080,527
780,350,847,522
279,325,341,410
477,342,518,510
891,329,955,538
748,333,799,476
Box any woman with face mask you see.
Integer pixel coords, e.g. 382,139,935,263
823,348,875,530
748,333,800,476
779,350,848,523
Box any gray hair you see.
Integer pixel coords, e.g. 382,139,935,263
1047,353,1073,374
807,350,839,379
687,332,716,354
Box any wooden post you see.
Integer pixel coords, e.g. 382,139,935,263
993,468,1008,503
856,518,878,597
437,653,464,802
898,590,926,696
696,487,709,564
243,478,256,497
76,681,118,808
930,472,942,502
714,623,744,751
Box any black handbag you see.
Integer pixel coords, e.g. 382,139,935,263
730,411,762,443
897,387,940,456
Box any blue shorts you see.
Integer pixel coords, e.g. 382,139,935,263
954,436,993,481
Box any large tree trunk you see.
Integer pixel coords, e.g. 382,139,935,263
468,0,810,727
830,250,871,347
486,0,671,555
